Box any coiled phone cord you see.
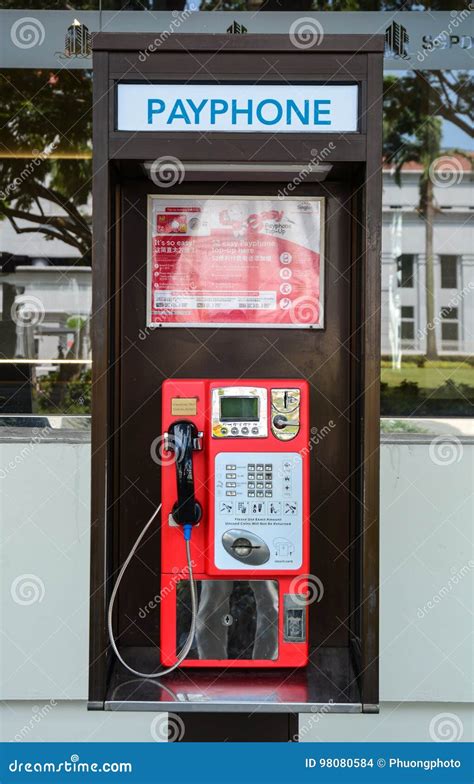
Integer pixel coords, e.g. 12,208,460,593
107,503,198,678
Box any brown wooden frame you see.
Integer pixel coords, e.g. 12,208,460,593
89,34,383,726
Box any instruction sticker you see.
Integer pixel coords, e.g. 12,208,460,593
147,196,324,329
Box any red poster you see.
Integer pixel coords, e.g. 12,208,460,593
147,197,324,328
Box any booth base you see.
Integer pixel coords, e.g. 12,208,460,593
104,646,362,713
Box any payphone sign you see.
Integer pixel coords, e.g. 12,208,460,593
117,83,358,133
148,196,324,328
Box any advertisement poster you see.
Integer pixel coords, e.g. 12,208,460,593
147,196,324,328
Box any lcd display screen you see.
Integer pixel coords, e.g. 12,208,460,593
220,397,259,422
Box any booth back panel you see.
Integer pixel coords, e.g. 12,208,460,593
116,180,353,649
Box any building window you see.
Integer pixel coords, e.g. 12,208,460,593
400,305,415,346
397,254,415,288
441,307,459,349
440,255,458,289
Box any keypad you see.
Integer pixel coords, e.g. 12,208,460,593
248,461,273,497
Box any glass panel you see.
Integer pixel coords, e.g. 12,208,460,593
95,1,464,9
441,306,458,320
0,70,92,415
0,1,99,8
397,254,415,288
6,0,459,9
440,255,458,289
441,321,459,341
381,69,474,418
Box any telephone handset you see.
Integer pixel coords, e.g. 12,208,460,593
165,420,203,527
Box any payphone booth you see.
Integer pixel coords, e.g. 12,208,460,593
89,33,383,741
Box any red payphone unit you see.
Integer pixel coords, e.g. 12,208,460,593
160,378,310,668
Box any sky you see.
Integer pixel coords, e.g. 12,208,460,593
443,120,473,151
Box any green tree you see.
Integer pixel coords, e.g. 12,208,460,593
0,69,92,263
383,73,472,360
0,69,92,408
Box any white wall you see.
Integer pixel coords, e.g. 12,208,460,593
380,442,473,704
0,435,472,741
0,439,91,701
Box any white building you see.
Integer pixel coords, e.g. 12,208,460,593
1,156,472,364
381,154,474,358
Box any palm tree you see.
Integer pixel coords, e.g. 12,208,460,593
383,74,469,360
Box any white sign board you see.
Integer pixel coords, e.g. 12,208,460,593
116,84,359,134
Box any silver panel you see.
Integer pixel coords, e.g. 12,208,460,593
222,529,271,566
106,701,362,714
177,580,279,661
271,387,301,441
144,162,332,177
284,594,307,643
105,646,363,713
